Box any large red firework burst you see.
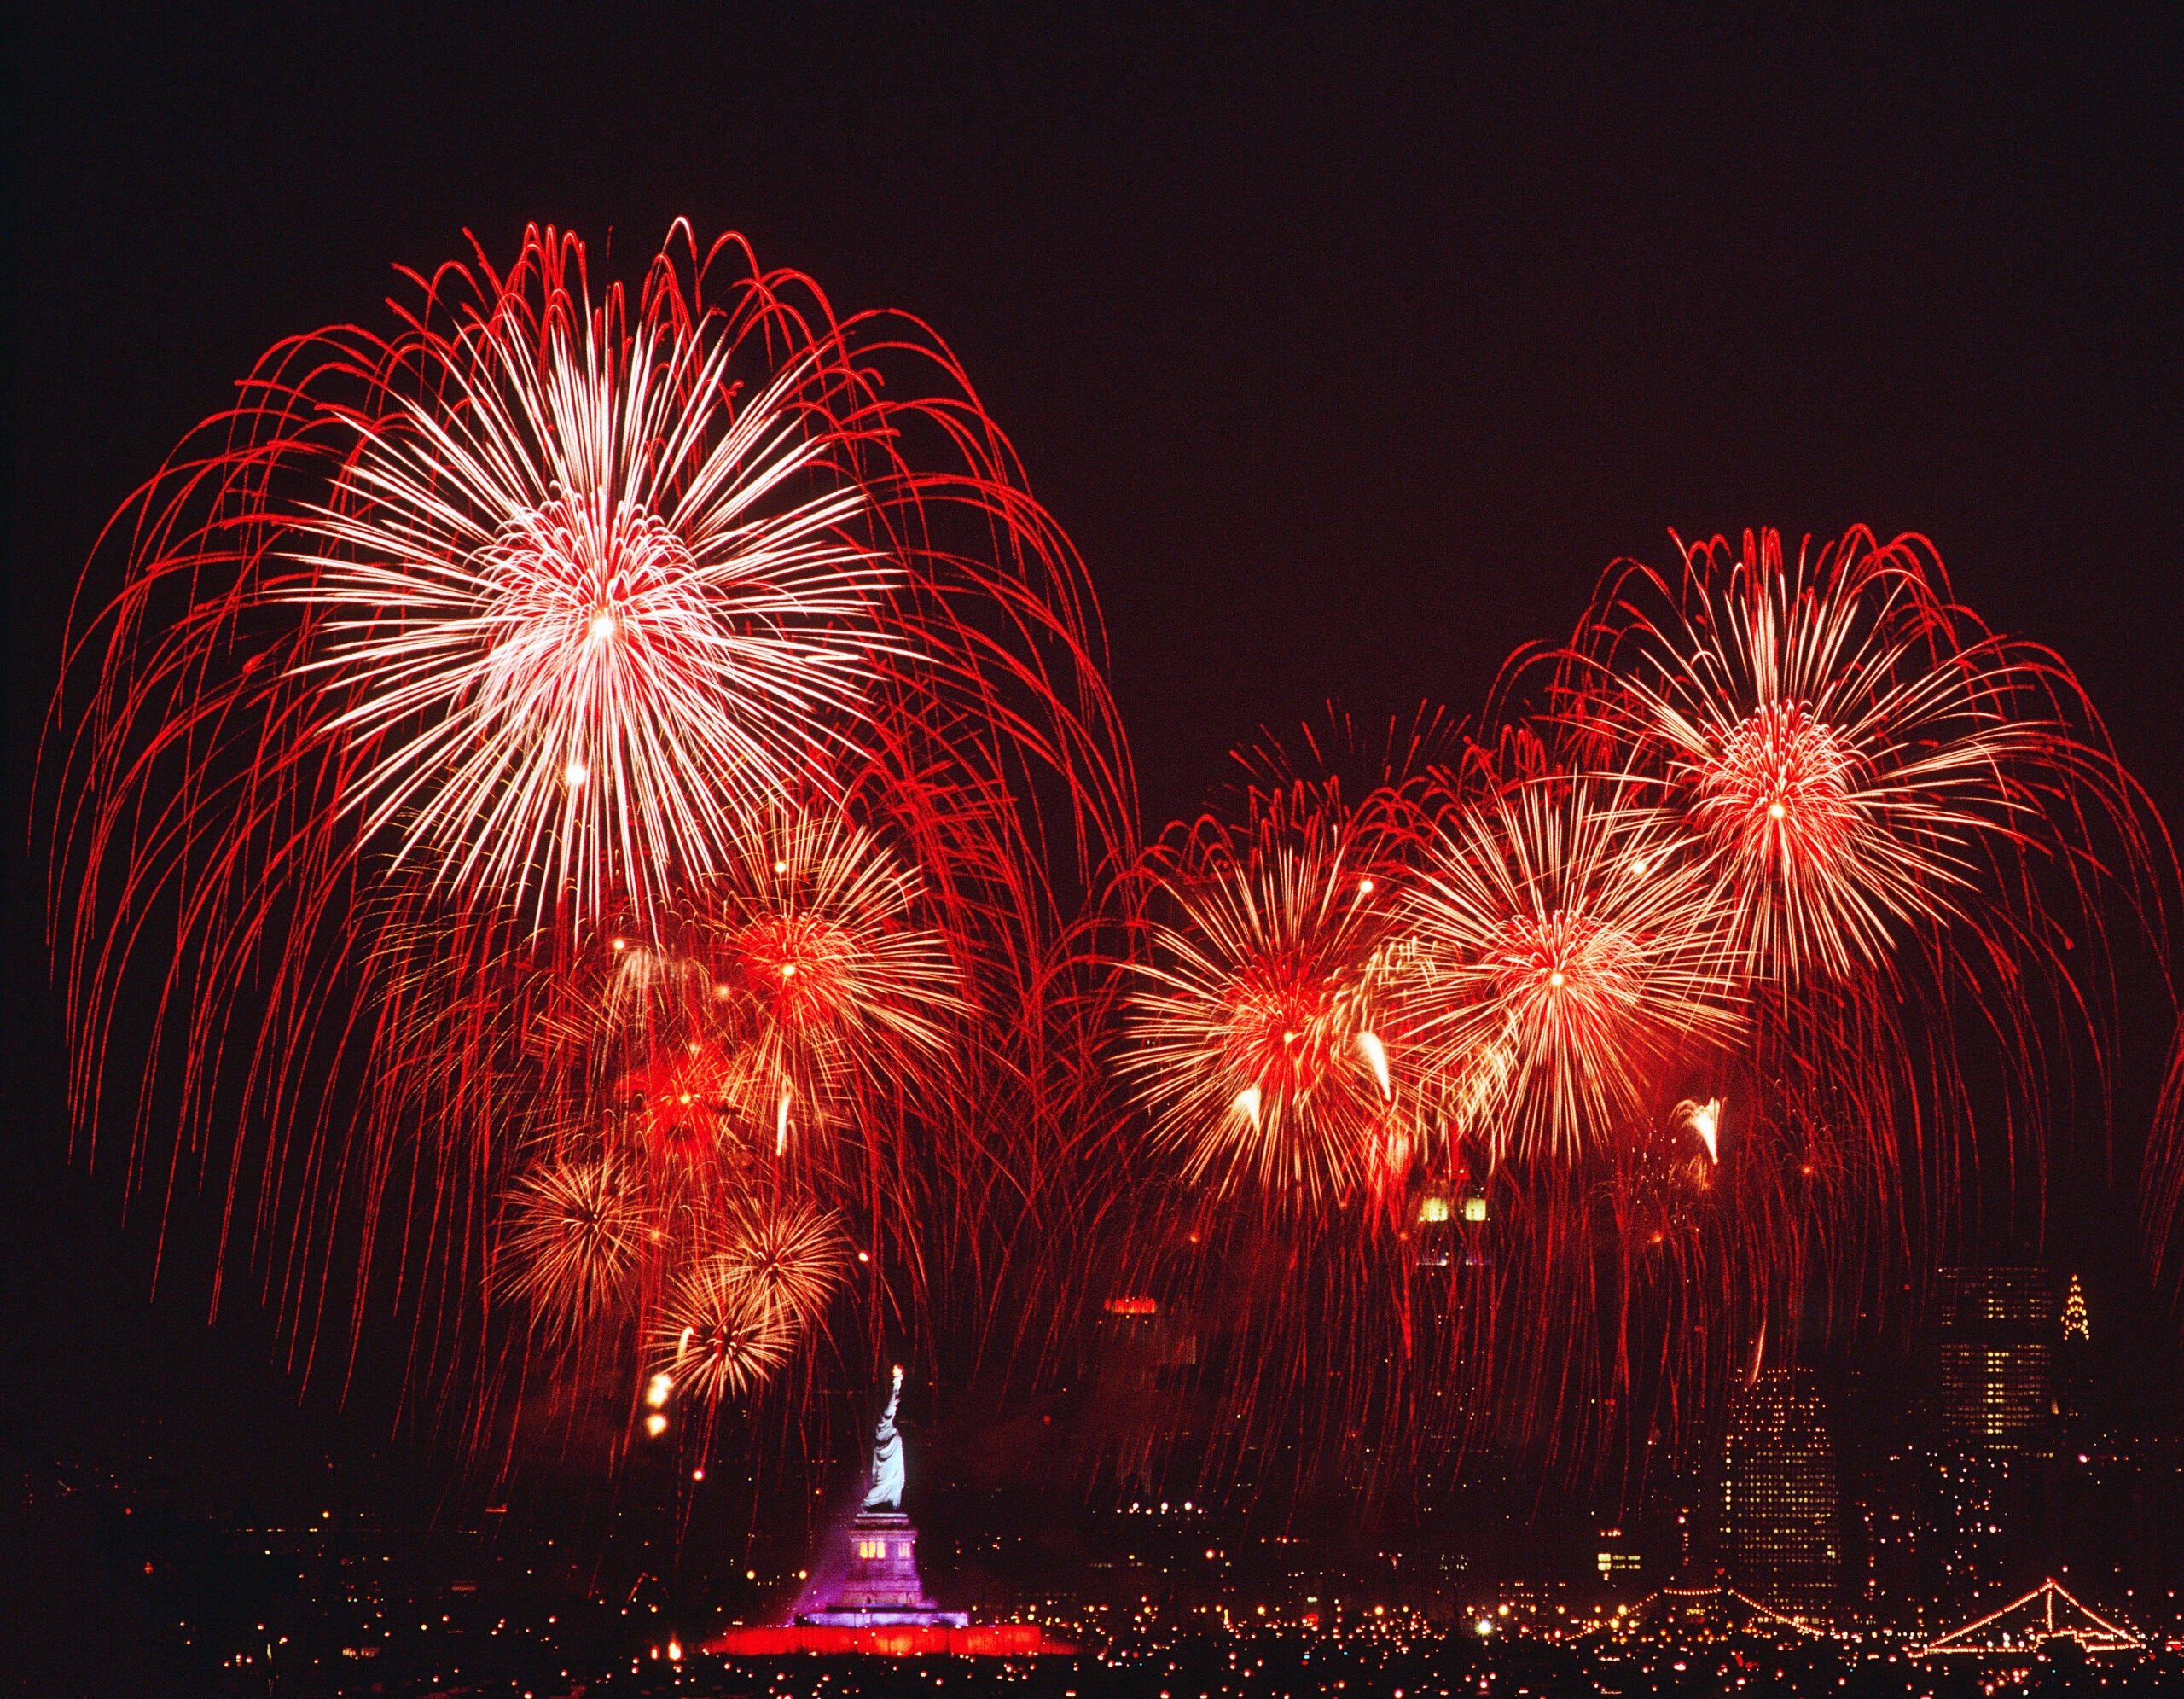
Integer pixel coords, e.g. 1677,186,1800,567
1546,529,2169,1329
48,225,1135,1466
1549,527,2154,986
288,302,893,934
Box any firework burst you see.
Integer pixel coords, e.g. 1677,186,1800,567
1392,775,1741,1159
49,225,1135,1464
1549,526,2145,986
712,1196,851,1335
1119,788,1408,1207
652,1255,799,1405
496,1154,654,1337
706,806,967,1138
288,316,894,934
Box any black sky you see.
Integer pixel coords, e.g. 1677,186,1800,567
6,3,2182,1505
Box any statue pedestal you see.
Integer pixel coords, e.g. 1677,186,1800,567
798,1512,967,1628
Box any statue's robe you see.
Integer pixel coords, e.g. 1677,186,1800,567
863,1380,905,1510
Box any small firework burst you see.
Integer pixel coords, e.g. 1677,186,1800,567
609,1035,758,1167
497,1155,653,1335
1677,1094,1725,1163
545,806,965,1162
709,808,966,1130
653,1254,799,1404
714,1196,850,1334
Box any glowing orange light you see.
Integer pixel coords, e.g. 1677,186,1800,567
1683,1097,1723,1162
1356,1030,1391,1098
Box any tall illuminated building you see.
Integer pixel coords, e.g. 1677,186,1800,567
2056,1272,2092,1434
1721,1368,1839,1621
1932,1266,2056,1454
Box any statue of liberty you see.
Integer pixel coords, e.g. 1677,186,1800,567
796,1361,967,1627
862,1364,906,1512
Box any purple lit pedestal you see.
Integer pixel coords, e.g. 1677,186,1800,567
798,1513,967,1629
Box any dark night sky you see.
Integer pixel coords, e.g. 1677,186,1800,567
6,3,2183,1513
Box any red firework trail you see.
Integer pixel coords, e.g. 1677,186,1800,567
1075,529,2169,1506
48,233,2178,1516
46,225,1136,1452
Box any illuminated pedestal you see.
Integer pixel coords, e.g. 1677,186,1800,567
706,1622,1072,1656
705,1515,1077,1655
798,1512,967,1629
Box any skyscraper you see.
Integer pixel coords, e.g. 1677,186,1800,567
1722,1368,1839,1621
1932,1266,2056,1454
2056,1273,2092,1434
